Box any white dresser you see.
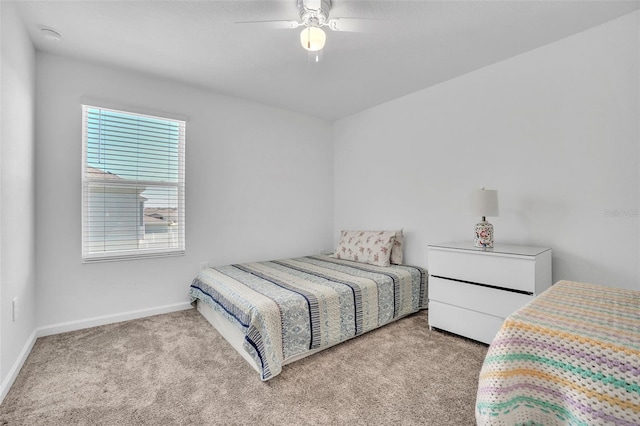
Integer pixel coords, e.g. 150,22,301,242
427,242,552,344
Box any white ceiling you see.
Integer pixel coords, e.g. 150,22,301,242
13,0,640,121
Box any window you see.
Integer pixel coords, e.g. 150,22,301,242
82,105,186,262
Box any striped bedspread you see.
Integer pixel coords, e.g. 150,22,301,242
189,255,427,380
476,280,640,425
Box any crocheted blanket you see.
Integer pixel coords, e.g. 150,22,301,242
476,280,640,425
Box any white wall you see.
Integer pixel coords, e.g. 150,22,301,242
35,53,334,329
334,11,639,290
0,1,37,395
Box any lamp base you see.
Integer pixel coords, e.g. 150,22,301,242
474,221,494,248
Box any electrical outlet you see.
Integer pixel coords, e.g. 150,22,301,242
200,261,209,270
12,298,18,322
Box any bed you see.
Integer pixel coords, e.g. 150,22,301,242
476,280,640,425
189,254,427,380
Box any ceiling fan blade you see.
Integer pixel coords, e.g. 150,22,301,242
235,20,301,30
327,18,385,33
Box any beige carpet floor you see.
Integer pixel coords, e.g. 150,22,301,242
0,308,487,425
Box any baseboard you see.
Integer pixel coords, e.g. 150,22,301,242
0,302,193,405
0,329,37,404
36,301,194,338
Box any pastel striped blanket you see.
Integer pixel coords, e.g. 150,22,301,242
476,280,640,425
189,255,427,380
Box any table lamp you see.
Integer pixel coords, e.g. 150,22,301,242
472,188,499,248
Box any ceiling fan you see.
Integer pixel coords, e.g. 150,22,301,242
237,0,378,53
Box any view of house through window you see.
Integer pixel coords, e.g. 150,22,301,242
82,105,186,261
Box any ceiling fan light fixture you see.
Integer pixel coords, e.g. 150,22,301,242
300,26,326,51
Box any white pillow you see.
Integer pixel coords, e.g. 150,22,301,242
333,230,397,267
390,229,403,265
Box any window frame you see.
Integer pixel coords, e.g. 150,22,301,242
81,104,186,263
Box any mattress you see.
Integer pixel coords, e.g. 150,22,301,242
476,280,640,425
189,255,427,380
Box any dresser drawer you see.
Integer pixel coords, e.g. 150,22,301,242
429,248,537,293
429,276,533,319
429,301,504,344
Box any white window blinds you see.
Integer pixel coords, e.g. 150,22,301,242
82,105,186,262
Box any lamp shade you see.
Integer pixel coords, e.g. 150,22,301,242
300,26,326,51
471,189,499,218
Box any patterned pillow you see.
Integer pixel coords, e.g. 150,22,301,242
334,230,397,267
390,229,404,265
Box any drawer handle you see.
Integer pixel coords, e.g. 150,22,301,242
430,275,533,296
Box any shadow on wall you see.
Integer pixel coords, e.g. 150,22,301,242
552,249,628,288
